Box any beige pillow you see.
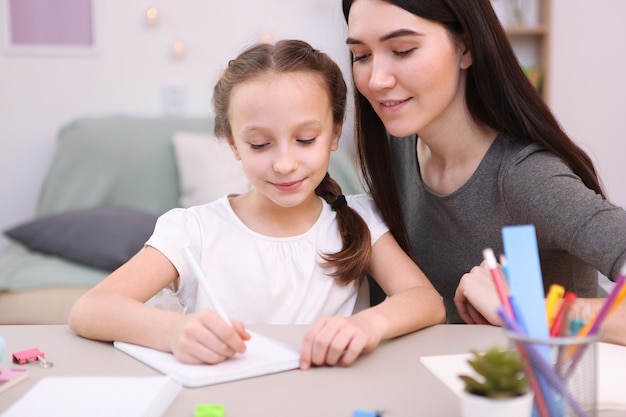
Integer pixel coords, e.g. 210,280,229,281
172,131,250,207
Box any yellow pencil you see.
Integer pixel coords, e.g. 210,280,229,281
545,284,565,327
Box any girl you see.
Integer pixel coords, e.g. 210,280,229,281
341,0,626,324
68,39,445,369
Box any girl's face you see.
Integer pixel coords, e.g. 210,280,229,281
346,0,472,139
228,72,340,210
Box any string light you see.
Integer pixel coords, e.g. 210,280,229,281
259,31,274,44
171,39,186,60
144,6,187,61
145,7,159,27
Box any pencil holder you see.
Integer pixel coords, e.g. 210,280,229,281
506,330,602,417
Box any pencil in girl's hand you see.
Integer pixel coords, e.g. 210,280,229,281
182,244,232,326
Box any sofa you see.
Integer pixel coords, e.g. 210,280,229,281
0,115,365,324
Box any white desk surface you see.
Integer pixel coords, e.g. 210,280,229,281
0,324,621,417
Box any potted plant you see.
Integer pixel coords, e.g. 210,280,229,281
458,346,533,417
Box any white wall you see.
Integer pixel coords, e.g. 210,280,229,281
549,0,626,206
0,0,350,248
0,0,625,250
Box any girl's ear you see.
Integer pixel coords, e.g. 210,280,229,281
331,124,342,151
228,138,241,160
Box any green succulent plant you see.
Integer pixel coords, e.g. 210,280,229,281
458,346,529,399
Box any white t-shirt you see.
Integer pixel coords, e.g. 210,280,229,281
146,194,388,324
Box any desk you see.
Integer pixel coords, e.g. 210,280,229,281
0,324,621,417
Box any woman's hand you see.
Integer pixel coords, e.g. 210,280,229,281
299,315,381,370
169,309,250,364
454,262,503,325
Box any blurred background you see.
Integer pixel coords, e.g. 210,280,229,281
0,0,625,250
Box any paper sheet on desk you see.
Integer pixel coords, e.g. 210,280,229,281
1,376,181,417
419,342,626,411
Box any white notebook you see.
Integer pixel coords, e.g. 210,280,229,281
1,376,181,417
114,330,300,387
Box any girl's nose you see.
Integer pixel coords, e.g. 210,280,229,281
272,147,298,174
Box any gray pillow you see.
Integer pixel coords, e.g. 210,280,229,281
4,207,158,271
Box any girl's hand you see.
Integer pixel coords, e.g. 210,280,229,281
169,309,250,364
454,262,503,325
299,315,381,370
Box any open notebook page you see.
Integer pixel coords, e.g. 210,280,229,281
114,330,300,387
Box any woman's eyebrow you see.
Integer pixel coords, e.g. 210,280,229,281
346,28,422,45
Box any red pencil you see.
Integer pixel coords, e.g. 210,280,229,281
483,248,515,319
550,292,576,337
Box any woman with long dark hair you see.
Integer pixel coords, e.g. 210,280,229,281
342,0,626,326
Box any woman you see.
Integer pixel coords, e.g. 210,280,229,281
341,0,626,323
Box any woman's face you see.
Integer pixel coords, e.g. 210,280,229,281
346,0,471,139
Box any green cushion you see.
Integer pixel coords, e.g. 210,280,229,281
37,115,212,217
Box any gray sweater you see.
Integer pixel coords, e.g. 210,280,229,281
390,134,626,323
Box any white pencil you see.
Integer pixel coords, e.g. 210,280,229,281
182,244,232,326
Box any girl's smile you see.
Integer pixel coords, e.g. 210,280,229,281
271,179,305,192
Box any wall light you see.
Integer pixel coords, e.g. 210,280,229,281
145,7,159,27
171,39,186,60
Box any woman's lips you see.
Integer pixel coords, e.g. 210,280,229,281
379,97,410,113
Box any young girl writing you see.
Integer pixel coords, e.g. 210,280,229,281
68,39,445,369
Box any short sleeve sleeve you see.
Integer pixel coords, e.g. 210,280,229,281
346,194,389,244
145,207,203,293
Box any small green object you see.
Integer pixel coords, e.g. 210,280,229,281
458,346,529,398
194,404,225,417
